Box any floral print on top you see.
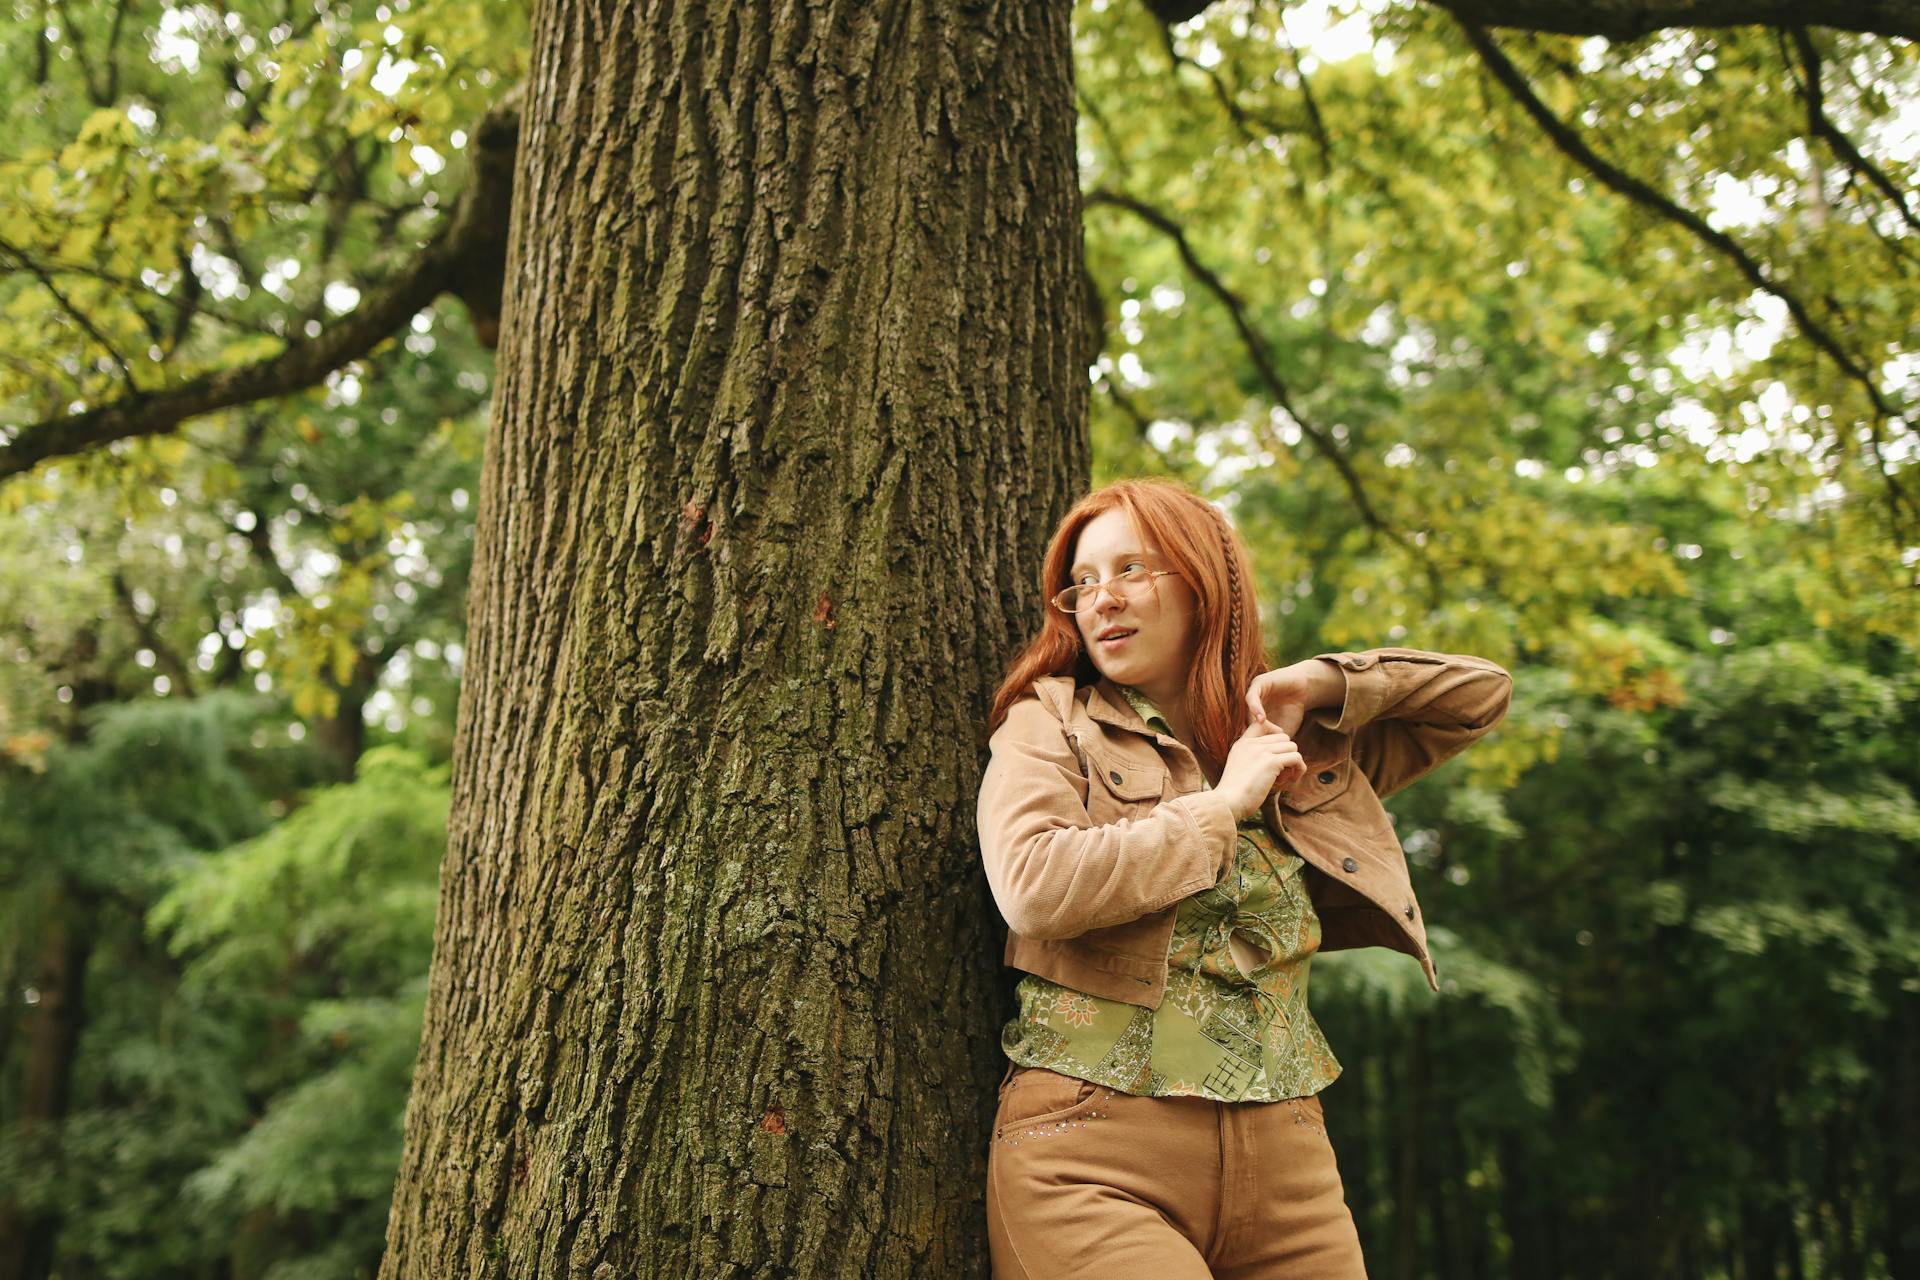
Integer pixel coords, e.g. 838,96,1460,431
998,684,1342,1101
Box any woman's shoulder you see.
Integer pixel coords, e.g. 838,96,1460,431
1028,673,1079,717
993,674,1083,743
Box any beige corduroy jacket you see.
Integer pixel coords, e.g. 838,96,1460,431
976,647,1514,1005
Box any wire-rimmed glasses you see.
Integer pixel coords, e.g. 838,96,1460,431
1050,566,1180,614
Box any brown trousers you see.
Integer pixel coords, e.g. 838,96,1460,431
986,1064,1369,1279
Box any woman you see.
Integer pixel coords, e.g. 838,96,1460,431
976,476,1513,1279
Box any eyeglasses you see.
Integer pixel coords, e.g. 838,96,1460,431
1051,566,1180,614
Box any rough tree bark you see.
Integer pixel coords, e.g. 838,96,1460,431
377,0,1087,1275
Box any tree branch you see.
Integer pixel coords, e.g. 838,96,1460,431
223,414,305,603
1083,187,1411,554
0,92,521,481
1142,0,1920,40
1074,86,1134,185
51,0,104,106
1273,12,1341,380
1785,26,1920,236
1426,0,1919,41
1155,23,1311,146
0,246,277,340
0,238,139,393
109,569,196,698
0,352,66,412
1095,370,1160,443
1456,20,1916,532
101,0,131,106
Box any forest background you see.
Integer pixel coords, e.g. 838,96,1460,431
0,0,1916,1277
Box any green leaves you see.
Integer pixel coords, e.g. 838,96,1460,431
1075,3,1920,670
150,745,447,981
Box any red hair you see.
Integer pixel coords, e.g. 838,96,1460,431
985,477,1268,772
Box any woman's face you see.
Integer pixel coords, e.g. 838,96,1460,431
1067,509,1199,693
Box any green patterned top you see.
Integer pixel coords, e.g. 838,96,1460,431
998,684,1341,1101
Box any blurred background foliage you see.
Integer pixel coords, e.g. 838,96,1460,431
1,0,1915,1277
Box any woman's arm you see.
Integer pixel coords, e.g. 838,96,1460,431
1294,647,1513,798
976,695,1239,940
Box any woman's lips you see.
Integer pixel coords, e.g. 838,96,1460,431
1096,629,1136,650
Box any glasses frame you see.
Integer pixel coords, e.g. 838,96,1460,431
1050,566,1181,615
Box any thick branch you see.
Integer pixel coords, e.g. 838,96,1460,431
1143,0,1920,39
1428,0,1918,41
0,93,521,482
1141,0,1209,22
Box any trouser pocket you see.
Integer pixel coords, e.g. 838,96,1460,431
993,1067,1112,1145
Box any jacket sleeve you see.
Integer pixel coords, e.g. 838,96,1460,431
1305,647,1514,799
977,694,1240,941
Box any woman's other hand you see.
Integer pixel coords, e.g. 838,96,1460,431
1245,662,1344,739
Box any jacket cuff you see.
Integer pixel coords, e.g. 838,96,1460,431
1169,788,1240,883
1309,651,1377,736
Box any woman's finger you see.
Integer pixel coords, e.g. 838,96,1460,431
1245,675,1270,722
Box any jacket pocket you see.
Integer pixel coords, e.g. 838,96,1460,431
1080,740,1169,823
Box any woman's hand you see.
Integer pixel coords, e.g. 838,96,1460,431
1245,661,1344,739
1216,719,1308,819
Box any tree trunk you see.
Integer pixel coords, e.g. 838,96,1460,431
1428,1009,1455,1280
312,653,380,781
1391,1017,1426,1280
1888,990,1920,1279
0,884,93,1280
1331,1012,1376,1260
1495,1131,1542,1279
378,0,1086,1275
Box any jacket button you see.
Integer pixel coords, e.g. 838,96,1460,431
1404,903,1416,920
1109,770,1123,785
1317,770,1336,784
1341,857,1358,873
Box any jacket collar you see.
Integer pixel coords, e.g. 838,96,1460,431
1031,673,1157,738
1086,675,1158,737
